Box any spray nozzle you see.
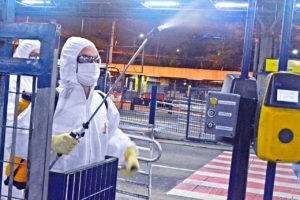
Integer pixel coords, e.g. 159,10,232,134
147,27,160,38
157,23,169,31
146,23,170,38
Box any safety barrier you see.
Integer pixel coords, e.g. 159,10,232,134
117,86,220,142
117,128,162,200
185,87,220,142
48,157,118,200
0,23,60,200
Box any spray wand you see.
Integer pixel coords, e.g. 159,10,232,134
49,25,167,169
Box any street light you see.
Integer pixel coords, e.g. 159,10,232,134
21,0,51,4
139,33,145,38
292,49,298,55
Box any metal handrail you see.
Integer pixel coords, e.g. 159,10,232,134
127,134,162,163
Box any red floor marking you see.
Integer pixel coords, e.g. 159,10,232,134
200,166,298,184
168,151,300,199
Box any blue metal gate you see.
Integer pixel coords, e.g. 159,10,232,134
185,87,220,142
48,157,118,200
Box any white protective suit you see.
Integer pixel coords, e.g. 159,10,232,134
7,40,40,122
98,90,135,165
2,40,40,199
51,37,135,171
5,40,40,159
1,38,135,199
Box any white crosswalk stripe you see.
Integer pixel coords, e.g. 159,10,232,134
168,151,300,200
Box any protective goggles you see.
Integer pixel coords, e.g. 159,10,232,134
77,55,100,64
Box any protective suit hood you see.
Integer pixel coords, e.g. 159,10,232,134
59,37,100,88
13,39,40,59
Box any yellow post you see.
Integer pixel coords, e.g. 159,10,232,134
187,85,191,97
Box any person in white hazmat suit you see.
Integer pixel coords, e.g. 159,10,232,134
51,36,139,173
7,40,40,122
2,38,139,199
2,40,40,199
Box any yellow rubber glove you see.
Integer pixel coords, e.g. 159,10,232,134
18,98,30,115
51,133,79,155
121,147,140,177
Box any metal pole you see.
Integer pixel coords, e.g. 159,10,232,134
262,1,295,198
241,0,257,79
25,76,37,198
278,0,296,71
263,162,277,200
81,18,84,33
27,24,60,200
141,47,145,73
149,85,157,125
227,97,256,200
0,75,9,196
0,0,15,57
148,163,152,200
8,76,21,200
109,20,116,64
185,88,192,140
6,0,15,23
0,1,15,198
253,38,259,78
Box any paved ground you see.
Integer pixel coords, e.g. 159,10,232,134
116,139,227,200
168,151,300,200
116,139,300,200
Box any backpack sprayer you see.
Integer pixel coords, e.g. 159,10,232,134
49,25,167,169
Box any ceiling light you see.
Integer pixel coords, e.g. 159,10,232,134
142,1,180,9
215,2,300,11
22,0,51,4
214,2,248,9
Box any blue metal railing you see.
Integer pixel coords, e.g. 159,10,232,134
48,157,118,200
241,0,257,79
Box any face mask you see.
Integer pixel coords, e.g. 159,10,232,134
77,63,100,86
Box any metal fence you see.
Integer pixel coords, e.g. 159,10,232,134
185,88,220,142
117,86,221,142
48,157,118,200
116,133,162,200
0,23,60,200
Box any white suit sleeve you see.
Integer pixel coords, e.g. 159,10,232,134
107,128,136,165
102,93,136,165
104,94,136,165
106,96,120,135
